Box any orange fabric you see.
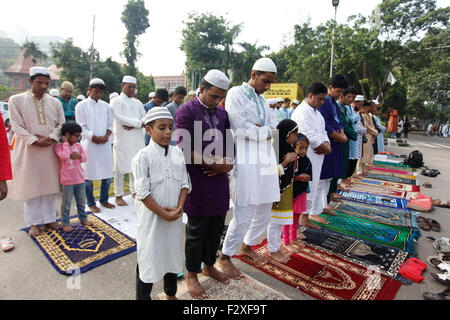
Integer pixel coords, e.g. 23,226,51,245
387,110,399,133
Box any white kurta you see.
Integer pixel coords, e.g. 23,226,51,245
132,140,191,283
226,83,280,207
111,93,146,174
291,100,329,215
75,96,114,180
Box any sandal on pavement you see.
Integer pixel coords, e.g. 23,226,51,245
431,272,450,286
417,217,431,231
423,288,450,300
1,237,14,252
426,218,441,232
426,256,450,272
423,181,432,188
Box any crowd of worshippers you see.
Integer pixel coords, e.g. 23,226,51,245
0,58,387,300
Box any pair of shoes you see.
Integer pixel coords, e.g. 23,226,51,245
426,256,450,273
417,217,441,232
0,237,14,252
421,169,441,177
423,288,450,300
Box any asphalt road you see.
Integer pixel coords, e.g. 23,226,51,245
0,131,448,301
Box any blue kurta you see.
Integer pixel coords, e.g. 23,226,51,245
318,95,344,179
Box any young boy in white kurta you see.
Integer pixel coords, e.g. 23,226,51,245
132,107,190,300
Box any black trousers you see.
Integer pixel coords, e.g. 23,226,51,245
135,265,177,300
185,214,227,273
347,159,358,178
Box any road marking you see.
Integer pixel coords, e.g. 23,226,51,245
410,142,439,148
429,143,450,149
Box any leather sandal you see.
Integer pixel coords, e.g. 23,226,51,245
417,217,431,231
426,218,441,232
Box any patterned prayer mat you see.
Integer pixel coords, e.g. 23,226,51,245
311,212,419,253
159,273,291,300
366,169,416,180
299,227,409,279
22,214,136,275
330,201,419,229
366,173,417,185
337,190,408,210
346,177,415,192
340,184,412,199
236,240,402,300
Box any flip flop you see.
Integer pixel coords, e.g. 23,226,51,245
0,237,14,252
423,181,432,188
431,272,450,286
417,217,431,231
426,256,448,272
427,219,441,232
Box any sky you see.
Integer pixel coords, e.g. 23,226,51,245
1,0,447,76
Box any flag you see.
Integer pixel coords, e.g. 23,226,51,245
387,72,397,85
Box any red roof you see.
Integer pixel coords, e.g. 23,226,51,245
5,49,38,75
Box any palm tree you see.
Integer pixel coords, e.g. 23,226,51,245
22,40,48,64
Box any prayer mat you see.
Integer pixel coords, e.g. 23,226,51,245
299,227,409,279
339,184,412,199
346,177,416,192
337,190,408,210
366,169,416,180
22,214,136,275
160,273,290,300
310,212,419,253
365,173,417,185
367,165,415,176
373,160,410,169
330,201,419,229
92,176,130,199
236,240,402,300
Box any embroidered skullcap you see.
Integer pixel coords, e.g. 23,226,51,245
293,100,300,105
252,57,277,74
276,97,284,103
145,107,173,125
122,75,137,84
149,92,155,98
30,66,50,78
109,92,119,100
89,78,106,88
76,95,86,100
61,81,74,91
203,69,230,90
355,95,365,101
49,89,60,97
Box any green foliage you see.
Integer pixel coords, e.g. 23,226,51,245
0,85,12,100
0,37,21,86
180,12,242,88
136,72,155,103
121,0,150,76
22,40,48,64
231,42,270,85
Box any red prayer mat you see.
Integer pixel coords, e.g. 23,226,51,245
235,240,402,300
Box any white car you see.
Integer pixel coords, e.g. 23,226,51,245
0,101,9,128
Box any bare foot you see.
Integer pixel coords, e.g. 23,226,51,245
296,230,307,240
323,208,337,216
165,295,178,300
186,272,209,300
45,222,60,230
89,205,101,213
80,220,93,227
279,245,293,258
202,265,230,284
28,225,40,237
301,215,321,230
62,225,74,232
115,196,128,207
218,255,245,280
309,215,330,225
240,244,267,266
285,243,298,254
269,251,290,263
101,202,116,209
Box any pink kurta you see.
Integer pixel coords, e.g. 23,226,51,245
7,91,65,201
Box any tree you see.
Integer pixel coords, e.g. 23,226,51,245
180,12,242,88
0,37,21,86
231,42,270,85
22,40,48,64
121,0,150,76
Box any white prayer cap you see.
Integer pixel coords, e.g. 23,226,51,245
30,66,50,78
195,88,200,95
276,97,283,103
355,95,365,101
89,78,106,88
144,107,173,125
122,75,137,84
149,92,155,98
293,99,300,105
76,95,86,100
109,92,119,100
203,69,230,91
252,57,277,74
49,89,60,97
188,91,196,96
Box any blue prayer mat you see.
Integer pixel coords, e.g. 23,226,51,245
22,214,136,275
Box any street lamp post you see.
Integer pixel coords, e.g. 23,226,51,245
330,0,339,78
